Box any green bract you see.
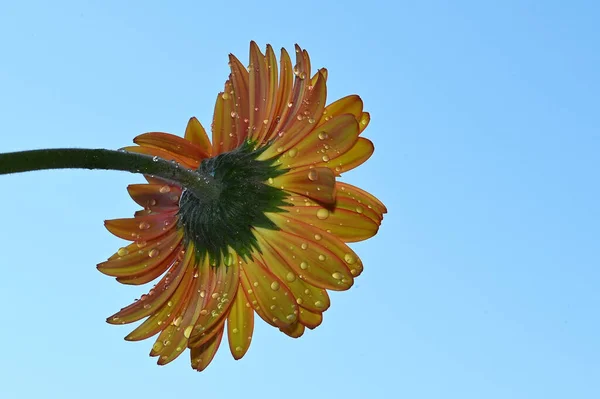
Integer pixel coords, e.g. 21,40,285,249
178,141,289,265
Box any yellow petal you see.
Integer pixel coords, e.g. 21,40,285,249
299,307,323,329
280,322,305,338
317,95,363,127
228,54,250,144
271,167,336,205
264,48,294,143
255,227,354,291
190,326,224,371
308,137,374,176
127,183,181,212
268,213,364,277
276,114,359,169
256,233,330,313
239,257,298,328
255,44,280,144
227,287,255,360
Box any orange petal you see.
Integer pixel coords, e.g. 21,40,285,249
317,95,363,127
188,254,240,348
280,322,305,338
276,114,359,169
239,257,298,328
123,250,195,341
255,44,279,144
255,227,354,291
308,137,374,176
103,211,178,241
338,182,387,215
261,72,326,160
256,233,331,313
264,48,294,143
184,117,212,156
190,326,224,371
98,231,182,278
121,146,199,169
227,287,255,360
134,132,209,161
211,81,239,155
127,183,181,212
248,41,268,142
228,54,250,144
282,193,381,242
268,213,364,277
299,307,323,329
107,256,186,324
271,167,335,205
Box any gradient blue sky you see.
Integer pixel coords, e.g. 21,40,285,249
1,1,598,398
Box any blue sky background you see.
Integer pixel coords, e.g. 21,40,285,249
0,1,598,398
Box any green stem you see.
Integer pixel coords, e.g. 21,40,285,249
0,148,220,200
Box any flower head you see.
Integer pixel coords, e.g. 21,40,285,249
98,42,386,371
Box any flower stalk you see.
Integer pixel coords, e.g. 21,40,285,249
0,148,221,200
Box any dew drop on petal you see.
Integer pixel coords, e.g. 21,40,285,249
232,328,239,334
117,247,129,256
316,209,329,220
173,316,183,327
270,281,280,291
332,272,343,280
300,261,308,270
183,326,193,339
318,254,326,261
286,314,296,321
322,155,330,162
314,300,325,308
296,297,303,305
288,148,298,158
148,248,160,258
307,170,318,181
318,131,328,140
152,341,164,352
344,254,356,264
308,117,315,124
159,185,171,194
235,346,243,352
314,234,322,241
139,221,151,230
356,206,364,214
301,243,308,250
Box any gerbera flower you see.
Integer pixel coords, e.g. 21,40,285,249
98,41,386,371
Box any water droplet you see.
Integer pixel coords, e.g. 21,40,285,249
344,254,356,264
232,328,239,334
318,254,326,261
139,221,150,230
143,303,151,309
173,316,183,326
270,281,280,291
355,206,364,214
308,117,315,124
318,131,328,140
148,248,159,258
288,148,298,157
136,240,147,248
167,301,173,307
263,119,269,125
199,290,206,298
296,297,303,305
314,234,322,241
270,304,277,310
286,314,296,321
332,272,343,280
230,111,238,118
253,281,259,287
300,261,308,270
212,292,219,299
322,155,330,162
235,346,243,352
159,185,171,194
285,272,296,282
308,170,318,181
300,243,308,250
316,208,329,220
276,146,284,153
117,247,129,256
222,92,229,100
314,300,325,308
183,326,193,338
152,156,159,162
287,102,293,108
